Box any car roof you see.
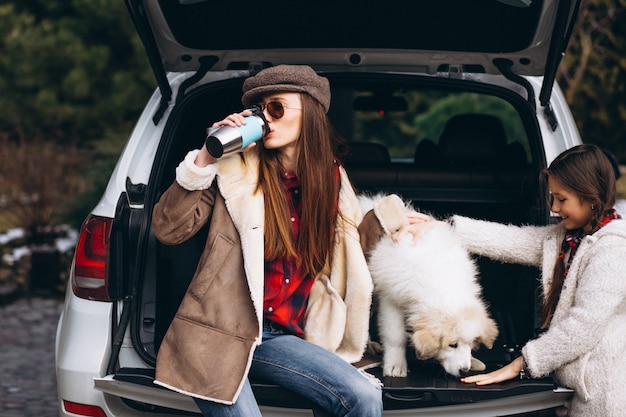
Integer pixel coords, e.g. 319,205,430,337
126,0,580,111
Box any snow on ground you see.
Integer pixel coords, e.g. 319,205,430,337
0,225,78,265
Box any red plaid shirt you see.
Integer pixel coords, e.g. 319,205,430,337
264,163,340,336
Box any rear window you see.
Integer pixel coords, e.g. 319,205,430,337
158,0,542,53
332,87,530,166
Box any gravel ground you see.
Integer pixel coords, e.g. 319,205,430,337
0,296,64,417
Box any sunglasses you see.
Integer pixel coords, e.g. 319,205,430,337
256,101,302,120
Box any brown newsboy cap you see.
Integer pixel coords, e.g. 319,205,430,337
241,65,331,112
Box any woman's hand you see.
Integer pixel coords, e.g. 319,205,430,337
211,109,252,129
460,356,523,386
406,210,432,225
195,110,256,167
393,215,444,243
194,146,219,167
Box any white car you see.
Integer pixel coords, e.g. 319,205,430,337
56,1,581,416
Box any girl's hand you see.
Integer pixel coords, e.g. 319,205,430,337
460,356,523,386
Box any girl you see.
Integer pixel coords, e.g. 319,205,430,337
151,65,383,417
399,144,626,416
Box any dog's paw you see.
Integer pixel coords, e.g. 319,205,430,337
470,356,486,371
383,361,408,377
382,346,408,377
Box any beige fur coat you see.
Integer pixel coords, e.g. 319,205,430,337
151,150,373,404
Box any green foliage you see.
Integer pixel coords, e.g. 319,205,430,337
1,0,625,231
0,0,153,145
558,0,626,162
415,94,526,144
0,0,153,228
354,91,526,159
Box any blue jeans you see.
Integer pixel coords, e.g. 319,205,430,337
194,325,383,417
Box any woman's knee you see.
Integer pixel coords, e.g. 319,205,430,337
193,380,262,417
344,374,383,416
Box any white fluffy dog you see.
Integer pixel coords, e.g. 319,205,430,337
360,194,498,377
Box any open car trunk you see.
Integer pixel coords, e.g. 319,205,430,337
96,72,575,415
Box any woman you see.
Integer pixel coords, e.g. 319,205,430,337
151,65,383,416
398,144,626,416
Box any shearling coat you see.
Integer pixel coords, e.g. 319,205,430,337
151,150,374,404
451,215,626,416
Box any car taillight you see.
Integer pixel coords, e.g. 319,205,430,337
72,215,113,301
63,400,107,417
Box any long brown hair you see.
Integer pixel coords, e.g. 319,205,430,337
539,144,617,328
257,94,340,277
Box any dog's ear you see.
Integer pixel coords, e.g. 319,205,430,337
410,313,452,359
462,304,499,350
478,317,499,349
410,327,442,360
470,356,487,371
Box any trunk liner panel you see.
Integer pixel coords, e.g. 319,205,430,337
109,364,561,411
